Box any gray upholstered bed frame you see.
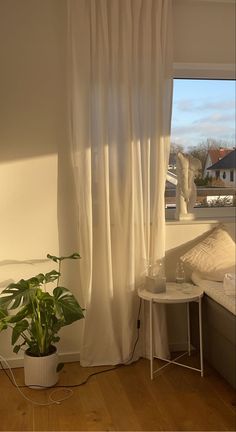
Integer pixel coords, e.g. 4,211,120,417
190,294,236,389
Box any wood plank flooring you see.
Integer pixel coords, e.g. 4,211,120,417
1,357,236,431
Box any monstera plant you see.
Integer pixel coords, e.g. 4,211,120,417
0,253,84,387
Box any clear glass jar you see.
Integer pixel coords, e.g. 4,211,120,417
146,258,166,293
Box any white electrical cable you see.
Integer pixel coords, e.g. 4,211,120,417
0,354,73,406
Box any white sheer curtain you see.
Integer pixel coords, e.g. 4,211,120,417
67,0,173,366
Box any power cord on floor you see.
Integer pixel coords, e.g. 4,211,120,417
0,298,142,405
0,355,72,406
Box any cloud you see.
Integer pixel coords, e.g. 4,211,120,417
199,100,235,111
175,98,235,113
172,81,235,148
172,122,235,137
193,112,236,124
171,118,235,148
175,99,196,111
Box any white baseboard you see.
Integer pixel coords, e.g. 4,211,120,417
58,351,80,364
0,351,81,369
1,347,197,370
0,356,24,368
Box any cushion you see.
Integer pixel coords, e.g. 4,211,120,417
223,273,236,296
180,225,236,282
191,271,236,315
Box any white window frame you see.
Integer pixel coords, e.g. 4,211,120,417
166,62,236,222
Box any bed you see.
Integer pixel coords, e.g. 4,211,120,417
190,273,236,389
178,224,236,388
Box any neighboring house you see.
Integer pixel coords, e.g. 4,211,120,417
204,148,233,178
206,149,236,187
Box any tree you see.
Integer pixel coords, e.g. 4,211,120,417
169,143,184,170
170,142,184,154
187,139,233,175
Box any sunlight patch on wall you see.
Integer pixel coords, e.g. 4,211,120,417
0,154,59,260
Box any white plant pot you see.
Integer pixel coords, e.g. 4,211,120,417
24,346,58,388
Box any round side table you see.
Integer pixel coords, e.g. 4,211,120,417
138,282,204,380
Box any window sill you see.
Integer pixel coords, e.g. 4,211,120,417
166,218,235,226
165,207,236,224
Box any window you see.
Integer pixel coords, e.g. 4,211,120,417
166,79,236,211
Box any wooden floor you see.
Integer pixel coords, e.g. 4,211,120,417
1,356,236,431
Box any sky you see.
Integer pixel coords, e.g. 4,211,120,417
171,79,236,150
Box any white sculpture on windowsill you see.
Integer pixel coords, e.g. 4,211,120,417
175,152,202,221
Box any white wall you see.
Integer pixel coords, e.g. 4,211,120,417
173,0,235,65
219,168,236,186
0,0,235,364
0,0,83,365
0,0,65,257
0,156,58,260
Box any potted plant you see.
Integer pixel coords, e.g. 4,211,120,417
0,253,84,388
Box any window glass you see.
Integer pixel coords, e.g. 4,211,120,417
166,79,236,209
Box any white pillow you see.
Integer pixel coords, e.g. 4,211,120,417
180,225,236,282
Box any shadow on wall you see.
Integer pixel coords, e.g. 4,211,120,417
165,227,217,282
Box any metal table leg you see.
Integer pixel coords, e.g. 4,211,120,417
199,297,204,377
187,303,191,356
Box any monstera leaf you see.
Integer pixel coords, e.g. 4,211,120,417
8,304,32,323
0,307,7,319
53,286,84,325
47,253,81,263
0,307,8,331
0,279,33,310
44,270,60,283
0,271,60,311
0,252,84,357
12,319,29,345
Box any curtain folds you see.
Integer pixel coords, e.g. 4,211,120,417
67,0,173,366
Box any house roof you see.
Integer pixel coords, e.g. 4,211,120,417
208,148,233,165
165,180,176,190
207,149,236,170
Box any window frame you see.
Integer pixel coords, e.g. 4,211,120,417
166,62,236,222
